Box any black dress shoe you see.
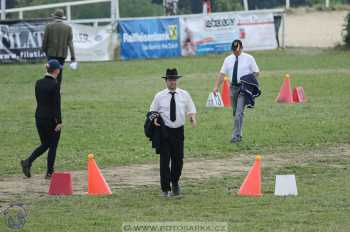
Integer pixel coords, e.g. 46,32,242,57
230,137,242,143
20,160,31,178
45,173,53,180
161,191,171,198
172,185,181,196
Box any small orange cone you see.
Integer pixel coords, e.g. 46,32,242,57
87,154,112,195
221,76,231,108
276,74,293,103
238,155,262,197
292,86,306,103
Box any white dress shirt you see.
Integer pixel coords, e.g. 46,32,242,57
220,52,259,84
150,88,196,128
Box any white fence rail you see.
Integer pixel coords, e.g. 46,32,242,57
1,0,119,24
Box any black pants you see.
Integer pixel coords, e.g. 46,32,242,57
47,57,65,87
26,118,61,174
159,126,184,192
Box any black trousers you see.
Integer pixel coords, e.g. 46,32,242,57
159,126,184,192
47,57,65,87
26,118,61,174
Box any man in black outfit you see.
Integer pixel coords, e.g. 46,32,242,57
21,59,63,179
149,68,197,197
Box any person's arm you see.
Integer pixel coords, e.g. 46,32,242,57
213,72,225,93
150,95,160,126
68,26,76,62
52,83,62,131
42,25,49,54
251,56,260,78
186,92,197,128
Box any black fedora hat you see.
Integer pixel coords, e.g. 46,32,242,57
162,68,182,79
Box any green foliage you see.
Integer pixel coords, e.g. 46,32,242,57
211,0,243,12
344,13,350,47
119,0,163,17
14,0,163,19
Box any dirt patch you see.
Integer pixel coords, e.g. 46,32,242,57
0,145,349,208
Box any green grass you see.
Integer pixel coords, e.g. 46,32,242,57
1,148,349,232
0,48,350,231
0,48,349,175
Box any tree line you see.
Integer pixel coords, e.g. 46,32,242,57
4,0,350,19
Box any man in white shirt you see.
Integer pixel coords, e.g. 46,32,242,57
150,68,197,197
213,40,260,143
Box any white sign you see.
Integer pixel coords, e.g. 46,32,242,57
206,92,224,108
274,175,298,196
68,23,117,62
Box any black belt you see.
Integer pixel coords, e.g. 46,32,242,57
165,126,184,131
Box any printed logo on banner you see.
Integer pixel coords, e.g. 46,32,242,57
168,25,178,40
0,21,47,62
180,14,237,56
119,18,181,60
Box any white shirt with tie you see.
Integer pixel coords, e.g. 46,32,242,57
150,88,196,128
220,52,260,84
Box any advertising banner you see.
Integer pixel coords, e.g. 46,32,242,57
119,18,181,60
0,20,115,63
68,23,116,62
180,12,277,56
0,20,47,63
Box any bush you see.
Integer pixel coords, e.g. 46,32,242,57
344,13,350,47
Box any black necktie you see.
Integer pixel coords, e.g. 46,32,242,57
232,56,238,86
170,92,176,122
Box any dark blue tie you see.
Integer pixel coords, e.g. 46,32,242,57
170,92,176,122
232,56,238,86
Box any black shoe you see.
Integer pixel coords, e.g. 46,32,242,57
172,184,181,196
161,191,171,198
45,173,53,180
230,137,242,143
20,160,31,178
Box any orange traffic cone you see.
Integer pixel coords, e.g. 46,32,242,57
87,154,112,195
292,86,306,103
221,76,231,108
276,74,293,103
238,155,262,197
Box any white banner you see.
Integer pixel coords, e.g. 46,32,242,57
180,12,277,56
236,12,277,51
68,23,117,61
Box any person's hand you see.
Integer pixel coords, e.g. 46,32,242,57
153,118,160,127
54,123,63,132
188,114,197,128
213,86,218,93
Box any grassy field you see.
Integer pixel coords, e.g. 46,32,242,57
0,48,350,231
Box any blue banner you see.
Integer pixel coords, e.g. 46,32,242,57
119,18,181,60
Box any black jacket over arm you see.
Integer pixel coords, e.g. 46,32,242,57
35,75,62,124
144,111,168,154
240,74,261,108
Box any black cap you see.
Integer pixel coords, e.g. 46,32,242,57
231,39,243,51
162,68,182,79
47,59,63,70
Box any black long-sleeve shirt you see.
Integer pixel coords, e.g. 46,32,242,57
35,74,62,123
